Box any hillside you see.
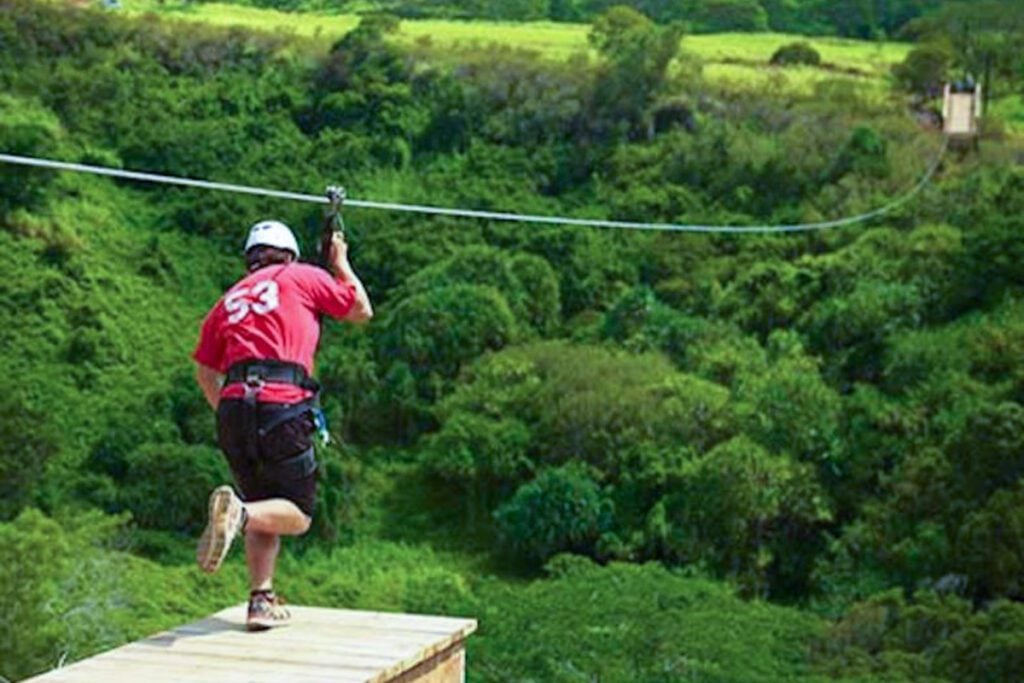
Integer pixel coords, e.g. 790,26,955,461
121,0,909,96
3,0,1024,681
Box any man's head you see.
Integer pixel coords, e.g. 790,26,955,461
245,220,300,272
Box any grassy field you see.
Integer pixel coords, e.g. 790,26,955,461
989,94,1024,135
703,63,881,97
120,1,910,83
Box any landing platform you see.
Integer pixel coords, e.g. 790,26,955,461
22,605,478,683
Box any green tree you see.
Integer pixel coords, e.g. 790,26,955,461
494,463,613,564
816,588,1024,682
650,436,831,596
689,0,770,32
549,0,586,20
946,401,1024,505
422,413,534,524
375,284,518,400
396,246,560,337
588,5,684,140
892,42,953,96
905,1,1024,98
715,261,820,339
735,334,843,466
956,483,1024,599
0,392,57,521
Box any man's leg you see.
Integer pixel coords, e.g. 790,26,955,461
245,530,279,592
244,498,311,536
241,498,311,591
241,498,311,631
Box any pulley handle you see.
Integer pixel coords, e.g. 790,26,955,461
319,185,347,270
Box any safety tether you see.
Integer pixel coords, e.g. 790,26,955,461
0,140,947,234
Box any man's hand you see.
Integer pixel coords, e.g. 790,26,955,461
329,232,350,273
195,363,224,411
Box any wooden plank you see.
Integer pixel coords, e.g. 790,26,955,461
140,623,456,653
119,639,402,669
32,657,372,683
104,650,383,680
22,605,477,683
119,636,427,669
237,606,476,636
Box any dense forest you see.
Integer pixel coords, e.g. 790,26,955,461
2,0,1024,680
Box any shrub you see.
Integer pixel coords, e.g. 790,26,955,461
770,41,822,67
0,94,63,211
0,392,57,521
476,561,826,681
649,436,831,596
396,246,561,337
494,463,613,564
375,284,518,399
118,443,230,532
421,412,534,521
815,589,1024,682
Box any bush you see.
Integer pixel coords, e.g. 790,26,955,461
118,443,230,532
0,509,69,680
0,94,63,211
375,284,518,399
494,463,613,564
475,561,826,681
421,412,534,522
770,41,822,67
649,436,831,596
815,589,1024,682
0,391,57,521
396,246,561,337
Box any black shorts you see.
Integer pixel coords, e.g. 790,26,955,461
216,399,318,518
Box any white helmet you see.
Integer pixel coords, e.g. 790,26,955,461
244,220,300,258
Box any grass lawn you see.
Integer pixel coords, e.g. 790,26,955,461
120,1,909,82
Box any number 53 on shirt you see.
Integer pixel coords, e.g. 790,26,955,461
224,280,280,324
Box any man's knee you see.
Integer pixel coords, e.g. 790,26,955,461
296,513,312,535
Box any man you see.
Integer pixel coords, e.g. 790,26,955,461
192,219,372,630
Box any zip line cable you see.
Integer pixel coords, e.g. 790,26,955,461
0,138,948,234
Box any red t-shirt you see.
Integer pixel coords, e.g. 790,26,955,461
193,262,356,403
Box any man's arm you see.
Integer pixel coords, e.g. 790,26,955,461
330,233,373,324
195,362,224,410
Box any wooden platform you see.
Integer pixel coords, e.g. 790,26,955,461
943,83,982,141
22,605,477,683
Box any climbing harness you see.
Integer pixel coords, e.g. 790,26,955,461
0,139,948,234
225,360,330,446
